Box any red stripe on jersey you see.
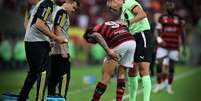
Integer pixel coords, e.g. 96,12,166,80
101,24,107,36
165,44,178,47
161,33,180,37
93,24,101,32
106,28,111,38
109,27,125,38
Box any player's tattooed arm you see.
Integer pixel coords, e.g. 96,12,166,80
91,32,110,53
91,32,118,61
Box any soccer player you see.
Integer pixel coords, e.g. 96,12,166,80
18,0,67,101
83,21,136,101
154,1,186,94
24,0,39,29
107,0,154,101
48,0,79,99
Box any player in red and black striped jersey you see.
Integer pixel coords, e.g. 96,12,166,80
153,1,186,94
157,12,185,50
91,21,135,48
84,21,136,101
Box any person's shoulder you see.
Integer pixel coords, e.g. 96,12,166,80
159,13,169,19
174,13,183,19
40,0,54,7
160,13,168,17
123,0,140,9
53,6,65,19
174,13,185,24
56,6,65,14
124,0,138,4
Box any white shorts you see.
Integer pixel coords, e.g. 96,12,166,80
113,40,136,68
163,57,170,65
156,47,179,61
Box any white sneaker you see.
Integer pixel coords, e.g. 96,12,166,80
161,80,168,90
166,85,174,94
153,84,162,93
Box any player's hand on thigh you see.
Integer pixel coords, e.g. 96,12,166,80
107,49,118,61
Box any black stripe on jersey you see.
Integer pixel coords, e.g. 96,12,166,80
162,23,181,27
162,35,179,39
95,24,104,34
54,9,66,26
110,27,127,38
103,25,110,38
101,24,107,36
162,32,180,35
165,41,179,45
106,28,112,39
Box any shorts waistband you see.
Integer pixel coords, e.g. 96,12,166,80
134,30,150,35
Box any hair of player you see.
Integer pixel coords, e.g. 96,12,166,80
74,0,80,7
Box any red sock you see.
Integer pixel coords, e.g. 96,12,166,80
116,79,125,101
92,82,107,101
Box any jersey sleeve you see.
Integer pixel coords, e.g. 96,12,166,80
35,1,53,21
124,0,141,11
54,10,66,28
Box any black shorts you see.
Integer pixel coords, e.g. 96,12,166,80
133,30,155,63
50,54,71,77
25,41,50,73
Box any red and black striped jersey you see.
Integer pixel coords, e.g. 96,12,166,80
92,21,134,48
157,14,184,49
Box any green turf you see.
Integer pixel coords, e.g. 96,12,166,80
0,65,201,101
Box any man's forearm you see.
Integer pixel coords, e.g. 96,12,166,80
35,18,57,40
129,6,147,24
93,33,110,53
129,12,146,24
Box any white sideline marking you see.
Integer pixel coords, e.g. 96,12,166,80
68,85,95,95
111,68,201,101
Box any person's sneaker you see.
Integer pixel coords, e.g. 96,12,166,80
153,84,162,93
161,79,168,90
166,85,174,94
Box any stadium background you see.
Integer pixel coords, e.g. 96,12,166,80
0,0,201,101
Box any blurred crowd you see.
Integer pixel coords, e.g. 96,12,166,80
0,0,201,69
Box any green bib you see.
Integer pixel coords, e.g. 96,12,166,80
121,0,150,34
